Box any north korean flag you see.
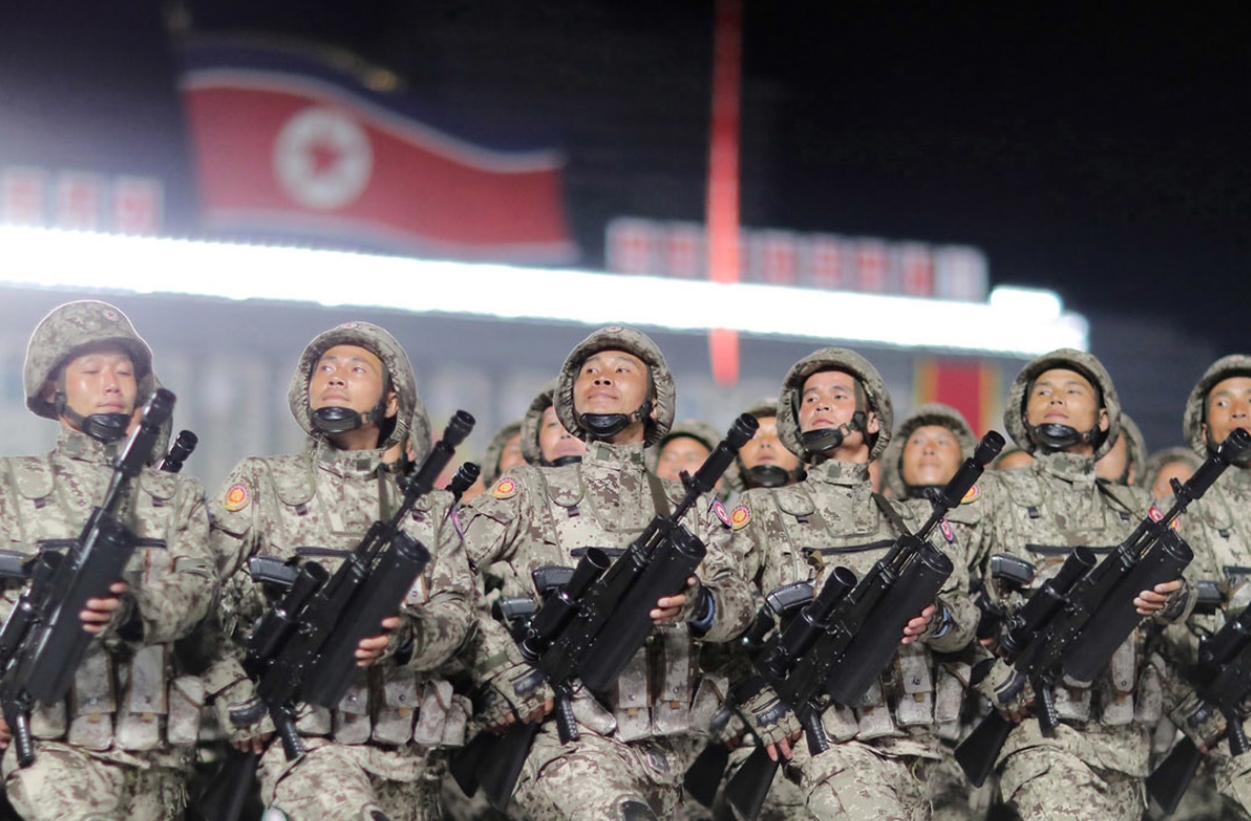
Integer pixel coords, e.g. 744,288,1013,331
179,41,576,263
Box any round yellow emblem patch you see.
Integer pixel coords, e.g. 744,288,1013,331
491,477,519,500
223,483,251,512
730,505,751,530
961,484,980,504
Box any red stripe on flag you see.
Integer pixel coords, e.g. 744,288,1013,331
916,357,991,434
706,0,742,386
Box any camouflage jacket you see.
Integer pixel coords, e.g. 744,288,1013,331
978,451,1172,776
206,440,473,760
732,458,977,759
458,439,754,742
0,428,215,757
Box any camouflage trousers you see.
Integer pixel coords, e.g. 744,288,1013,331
699,742,807,821
2,742,188,821
998,747,1144,821
512,724,690,821
790,740,934,821
259,742,437,821
929,746,992,821
1204,742,1251,821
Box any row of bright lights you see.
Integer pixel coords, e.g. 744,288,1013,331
0,226,1087,355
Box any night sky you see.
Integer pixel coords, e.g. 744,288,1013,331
0,1,1246,349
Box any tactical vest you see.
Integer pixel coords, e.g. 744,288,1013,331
241,451,465,749
0,454,203,752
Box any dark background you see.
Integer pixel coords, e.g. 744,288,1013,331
0,0,1247,350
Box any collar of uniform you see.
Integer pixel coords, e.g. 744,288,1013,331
808,458,871,487
1226,465,1251,493
56,426,119,465
1034,449,1097,486
313,440,386,476
584,440,648,469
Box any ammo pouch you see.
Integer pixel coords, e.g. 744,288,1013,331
325,668,457,748
934,660,971,741
116,645,167,751
610,627,700,742
67,644,114,749
854,680,897,740
893,643,935,729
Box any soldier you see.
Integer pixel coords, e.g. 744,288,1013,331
518,378,585,469
735,399,803,491
882,403,991,821
650,420,736,500
973,349,1191,821
1095,411,1147,486
456,326,753,821
731,348,978,819
1163,355,1251,817
1143,447,1203,503
205,322,473,821
482,422,525,489
0,300,216,821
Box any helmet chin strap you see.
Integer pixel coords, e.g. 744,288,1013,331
579,397,653,441
53,389,130,444
547,455,583,468
1026,421,1103,452
799,410,866,459
310,385,391,438
743,462,790,489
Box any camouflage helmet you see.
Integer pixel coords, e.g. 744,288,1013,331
646,419,737,495
24,300,155,420
882,403,976,498
1183,355,1251,457
287,321,419,452
482,419,524,486
1004,349,1121,459
1111,411,1148,484
743,397,780,422
555,326,676,448
520,378,559,466
777,348,894,462
404,394,433,465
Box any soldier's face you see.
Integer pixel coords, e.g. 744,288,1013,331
538,405,585,463
1025,368,1108,450
901,425,963,487
1152,459,1195,502
738,415,801,473
54,345,138,422
1095,434,1133,484
309,344,396,420
656,435,711,482
1204,376,1251,448
798,370,879,449
574,349,652,419
498,431,526,473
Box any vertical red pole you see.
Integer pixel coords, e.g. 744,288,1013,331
707,0,742,386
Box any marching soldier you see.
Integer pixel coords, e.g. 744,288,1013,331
518,379,585,469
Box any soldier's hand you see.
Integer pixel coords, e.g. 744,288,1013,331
901,603,937,644
1135,579,1183,615
740,685,801,761
80,581,128,634
1170,692,1226,754
355,616,401,666
0,715,10,750
974,658,1033,722
651,575,700,625
478,661,555,732
234,731,273,755
765,728,804,763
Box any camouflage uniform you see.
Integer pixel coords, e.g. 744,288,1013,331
0,301,216,821
1166,355,1251,819
457,327,753,821
976,349,1188,821
882,403,991,821
731,350,979,821
205,322,473,821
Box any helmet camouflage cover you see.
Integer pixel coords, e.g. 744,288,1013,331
1183,354,1251,457
1003,348,1121,459
24,300,155,420
287,321,422,453
1114,411,1148,484
482,419,524,486
882,402,976,498
776,347,894,462
554,326,676,448
519,378,558,466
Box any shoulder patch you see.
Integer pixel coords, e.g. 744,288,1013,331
711,499,731,528
730,504,752,531
939,517,956,544
961,484,980,504
491,476,519,500
223,483,251,512
1149,505,1181,530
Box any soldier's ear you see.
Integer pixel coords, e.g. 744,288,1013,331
865,411,881,435
1098,408,1110,433
385,390,399,420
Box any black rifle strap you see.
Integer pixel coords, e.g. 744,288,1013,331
645,470,672,519
872,492,913,539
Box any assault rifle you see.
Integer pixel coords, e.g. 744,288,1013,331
1147,605,1251,814
233,411,474,761
0,388,176,767
723,430,1004,821
451,414,758,811
956,427,1251,788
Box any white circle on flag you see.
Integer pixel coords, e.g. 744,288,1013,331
273,107,373,211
